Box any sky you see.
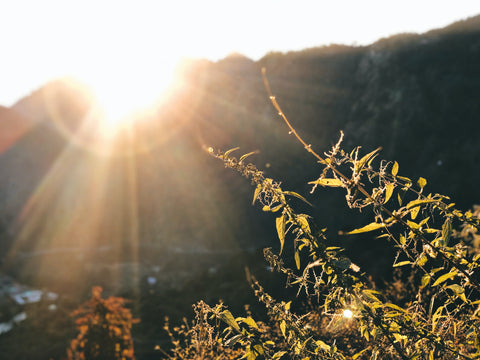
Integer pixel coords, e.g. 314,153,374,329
1,0,479,114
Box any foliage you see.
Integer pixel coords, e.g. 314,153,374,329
67,286,139,360
163,72,480,359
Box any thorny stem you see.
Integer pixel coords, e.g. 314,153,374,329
262,68,480,295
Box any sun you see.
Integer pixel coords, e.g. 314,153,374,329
83,57,181,135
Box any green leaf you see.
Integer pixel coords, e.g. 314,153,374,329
432,271,457,287
384,183,394,204
308,178,343,187
345,222,384,235
283,191,312,206
441,219,452,247
447,284,468,302
219,310,240,332
276,214,286,254
334,257,352,270
446,284,464,295
355,147,381,173
392,161,399,176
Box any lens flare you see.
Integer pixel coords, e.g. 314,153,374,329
343,309,353,319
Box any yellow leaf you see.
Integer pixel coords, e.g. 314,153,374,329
355,147,381,173
393,261,411,268
392,161,399,176
295,251,301,270
308,178,343,187
243,317,258,329
384,183,394,203
345,222,384,235
276,214,286,254
252,185,261,205
219,310,240,332
280,320,286,337
432,271,457,287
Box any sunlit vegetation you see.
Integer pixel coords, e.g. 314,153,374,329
67,286,138,360
160,76,480,359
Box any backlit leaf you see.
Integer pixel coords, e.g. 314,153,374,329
420,274,430,288
384,183,394,204
417,177,427,190
280,320,286,337
432,271,457,287
252,185,261,205
406,199,436,210
308,178,343,187
294,251,301,269
355,147,381,173
276,214,286,254
239,151,257,163
345,222,384,235
393,261,411,268
219,310,240,332
446,284,464,295
243,317,258,329
385,303,407,313
392,161,399,176
272,351,287,359
353,349,368,360
283,191,312,206
223,147,240,158
441,219,452,247
296,214,310,233
410,205,420,220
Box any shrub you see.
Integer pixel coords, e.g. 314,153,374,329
163,71,480,359
67,286,138,360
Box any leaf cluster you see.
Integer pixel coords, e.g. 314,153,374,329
67,286,139,360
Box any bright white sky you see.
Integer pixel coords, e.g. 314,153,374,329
1,0,479,116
